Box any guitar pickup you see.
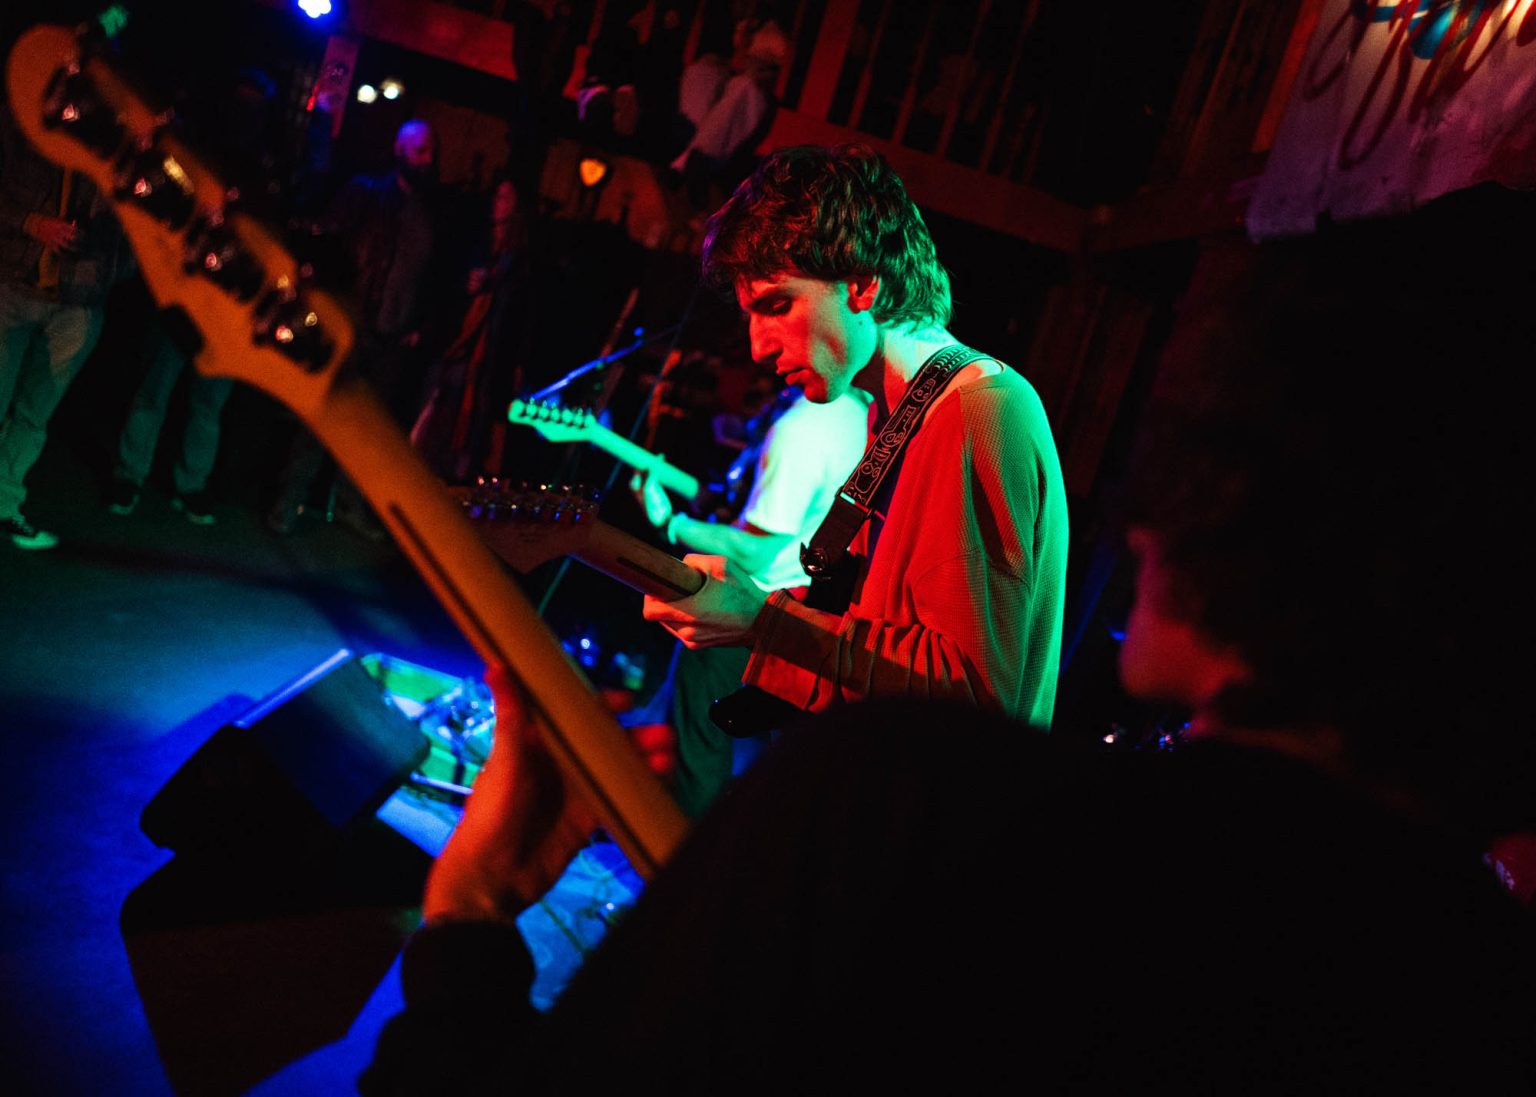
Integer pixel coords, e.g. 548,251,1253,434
40,60,125,158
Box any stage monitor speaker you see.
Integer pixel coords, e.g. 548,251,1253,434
141,650,430,855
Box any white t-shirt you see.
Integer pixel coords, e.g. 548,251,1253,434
739,391,871,592
670,72,773,173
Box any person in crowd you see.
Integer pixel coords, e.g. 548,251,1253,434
573,9,644,149
644,144,1069,731
507,0,579,198
670,11,792,212
361,240,1536,1094
105,67,284,525
266,118,443,537
0,94,129,549
104,315,229,523
411,172,534,483
627,379,869,816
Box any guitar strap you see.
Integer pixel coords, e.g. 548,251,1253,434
712,344,987,737
800,343,987,584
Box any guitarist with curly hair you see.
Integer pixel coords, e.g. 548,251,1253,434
642,144,1069,731
629,378,869,815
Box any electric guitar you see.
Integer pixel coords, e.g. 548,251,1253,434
456,481,806,737
6,25,685,879
508,397,702,500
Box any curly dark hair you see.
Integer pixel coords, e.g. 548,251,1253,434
701,144,952,329
1121,231,1535,833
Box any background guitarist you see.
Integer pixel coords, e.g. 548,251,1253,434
642,144,1070,729
629,380,869,816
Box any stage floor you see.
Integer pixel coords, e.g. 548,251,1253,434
0,413,670,1095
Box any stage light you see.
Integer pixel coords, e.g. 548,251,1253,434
380,78,404,100
298,0,333,18
579,156,609,188
355,83,378,104
97,3,130,38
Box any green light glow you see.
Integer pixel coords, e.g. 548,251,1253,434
97,4,130,39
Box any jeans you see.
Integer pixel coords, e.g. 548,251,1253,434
115,324,234,494
0,282,105,521
270,329,425,514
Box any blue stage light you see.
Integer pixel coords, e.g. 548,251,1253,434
298,0,333,20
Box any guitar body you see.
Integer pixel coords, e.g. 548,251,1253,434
6,25,685,879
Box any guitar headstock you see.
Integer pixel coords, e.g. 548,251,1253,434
452,479,602,574
507,398,599,444
5,25,352,418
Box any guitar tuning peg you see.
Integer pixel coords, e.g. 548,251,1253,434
252,285,332,370
114,136,197,229
40,59,126,158
183,212,266,301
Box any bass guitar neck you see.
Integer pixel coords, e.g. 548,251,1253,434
508,398,702,500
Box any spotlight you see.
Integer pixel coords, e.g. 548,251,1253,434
578,155,609,188
380,78,404,101
355,83,378,104
97,3,130,38
298,0,333,18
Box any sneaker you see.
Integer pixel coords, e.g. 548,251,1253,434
335,504,388,543
265,500,301,534
106,478,140,516
172,490,216,525
4,515,59,550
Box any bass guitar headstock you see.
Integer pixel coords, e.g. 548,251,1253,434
507,398,599,444
6,24,352,417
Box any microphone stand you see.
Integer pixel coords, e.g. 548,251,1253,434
525,323,682,404
531,322,680,512
532,288,700,620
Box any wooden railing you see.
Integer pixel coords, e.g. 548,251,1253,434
269,0,1317,253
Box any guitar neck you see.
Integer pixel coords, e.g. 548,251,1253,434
589,425,699,499
566,522,706,602
515,402,701,499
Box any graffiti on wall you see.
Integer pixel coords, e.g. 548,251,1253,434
1250,0,1536,237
